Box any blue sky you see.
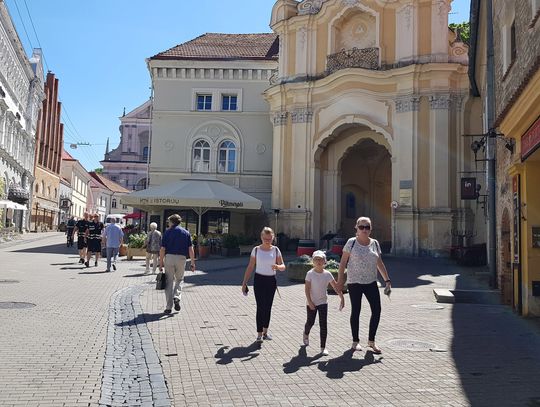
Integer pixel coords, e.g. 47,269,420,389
5,0,471,172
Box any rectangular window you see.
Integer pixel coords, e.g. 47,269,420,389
222,95,238,111
197,94,212,111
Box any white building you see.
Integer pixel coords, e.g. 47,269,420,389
60,150,91,219
101,100,151,191
0,1,44,231
88,171,131,221
146,33,278,235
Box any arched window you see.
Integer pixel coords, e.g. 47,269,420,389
41,181,45,196
35,183,39,193
218,140,237,173
192,140,210,172
112,198,117,209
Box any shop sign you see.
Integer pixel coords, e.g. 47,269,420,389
219,200,243,208
461,177,477,200
521,116,540,160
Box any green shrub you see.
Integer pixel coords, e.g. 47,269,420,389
128,233,146,248
221,233,239,249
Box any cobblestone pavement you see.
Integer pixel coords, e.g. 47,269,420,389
2,234,540,407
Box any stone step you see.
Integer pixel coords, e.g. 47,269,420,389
433,288,455,303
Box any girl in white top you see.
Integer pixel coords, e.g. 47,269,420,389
242,227,285,342
337,216,391,354
304,250,344,356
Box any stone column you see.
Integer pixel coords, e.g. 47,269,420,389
271,111,288,212
431,0,450,62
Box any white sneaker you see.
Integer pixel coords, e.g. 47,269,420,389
321,348,329,356
303,333,309,346
256,335,263,343
351,341,362,351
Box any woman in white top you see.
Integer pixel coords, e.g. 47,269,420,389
242,227,286,343
337,217,391,354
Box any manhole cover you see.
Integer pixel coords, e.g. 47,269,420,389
412,304,445,310
0,302,36,309
0,279,19,284
386,339,438,352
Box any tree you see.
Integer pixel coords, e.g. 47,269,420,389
94,167,103,174
449,22,470,45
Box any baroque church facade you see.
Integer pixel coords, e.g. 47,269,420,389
266,0,481,256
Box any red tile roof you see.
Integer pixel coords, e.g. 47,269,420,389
151,33,279,61
89,172,130,193
62,149,76,161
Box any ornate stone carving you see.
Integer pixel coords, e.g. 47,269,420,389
429,94,451,110
341,0,358,6
395,96,420,113
272,111,288,126
336,12,376,51
291,109,313,124
326,47,379,73
298,0,324,15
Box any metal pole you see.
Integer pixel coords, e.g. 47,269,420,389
486,0,497,288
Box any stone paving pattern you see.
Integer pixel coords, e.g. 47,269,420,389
1,233,540,406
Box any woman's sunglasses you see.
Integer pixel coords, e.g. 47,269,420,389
356,225,371,231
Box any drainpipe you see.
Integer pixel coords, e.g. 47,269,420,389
486,0,497,288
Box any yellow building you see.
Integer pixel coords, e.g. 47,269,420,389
492,0,540,316
265,0,481,256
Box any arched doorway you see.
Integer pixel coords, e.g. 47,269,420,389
500,208,513,307
317,126,392,251
340,139,391,245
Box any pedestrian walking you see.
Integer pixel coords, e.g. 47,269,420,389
66,217,76,247
159,214,196,314
73,212,90,264
241,227,285,343
103,217,124,272
85,214,104,268
144,222,162,274
337,216,391,354
303,250,344,356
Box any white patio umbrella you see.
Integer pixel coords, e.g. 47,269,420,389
120,177,262,235
0,200,27,210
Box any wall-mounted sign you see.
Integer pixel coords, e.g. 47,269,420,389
521,116,540,160
461,177,479,200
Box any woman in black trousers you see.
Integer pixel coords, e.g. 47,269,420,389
242,227,285,342
337,217,391,353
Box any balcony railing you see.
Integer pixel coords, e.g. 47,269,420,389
326,47,379,74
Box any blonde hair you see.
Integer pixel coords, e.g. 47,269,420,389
261,227,274,236
356,217,372,226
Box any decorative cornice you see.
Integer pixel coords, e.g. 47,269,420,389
272,111,288,126
297,0,325,15
291,108,313,124
429,94,451,110
395,96,420,113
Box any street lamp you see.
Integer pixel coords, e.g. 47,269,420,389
34,202,39,232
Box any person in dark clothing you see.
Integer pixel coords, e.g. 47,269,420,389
73,212,90,263
66,217,76,247
85,214,104,268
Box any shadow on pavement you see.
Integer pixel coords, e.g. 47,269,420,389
282,345,322,373
51,262,78,266
451,271,540,406
11,242,76,255
116,312,174,327
78,270,110,275
214,342,261,365
60,266,86,270
317,349,382,379
124,273,150,278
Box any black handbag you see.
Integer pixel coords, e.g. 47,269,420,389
155,272,166,290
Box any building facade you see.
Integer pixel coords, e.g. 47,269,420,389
101,100,151,192
146,33,278,235
31,72,64,231
58,177,72,226
0,1,44,231
265,0,480,256
492,0,540,316
60,150,91,219
88,171,131,220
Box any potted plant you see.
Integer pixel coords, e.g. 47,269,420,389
221,233,240,257
237,234,255,255
127,232,147,260
198,237,210,258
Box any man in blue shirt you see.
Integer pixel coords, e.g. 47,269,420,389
159,214,196,314
104,217,124,272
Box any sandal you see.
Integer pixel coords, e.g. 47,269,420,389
367,342,382,354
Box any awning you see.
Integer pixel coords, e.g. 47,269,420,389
124,212,142,219
0,200,27,210
120,177,262,234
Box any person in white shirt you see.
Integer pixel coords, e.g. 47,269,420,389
241,227,285,343
304,250,344,356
